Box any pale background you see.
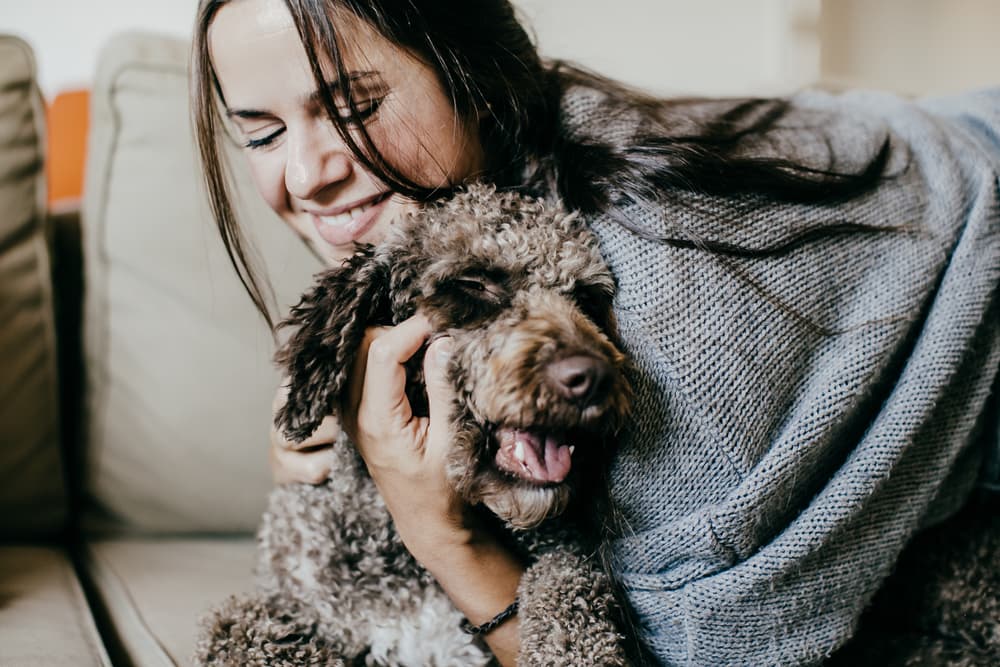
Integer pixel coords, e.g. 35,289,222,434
5,0,1000,100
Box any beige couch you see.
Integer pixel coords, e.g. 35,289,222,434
4,23,1000,667
0,32,323,666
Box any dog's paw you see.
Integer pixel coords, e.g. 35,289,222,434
518,551,628,666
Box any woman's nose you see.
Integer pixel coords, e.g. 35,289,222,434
284,122,353,201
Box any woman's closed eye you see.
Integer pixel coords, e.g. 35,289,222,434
244,125,286,149
335,95,385,123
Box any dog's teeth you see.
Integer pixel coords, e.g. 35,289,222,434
569,446,575,456
514,440,526,463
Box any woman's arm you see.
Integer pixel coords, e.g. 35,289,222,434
343,315,523,665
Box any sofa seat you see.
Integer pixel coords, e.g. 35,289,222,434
81,538,257,666
0,547,111,666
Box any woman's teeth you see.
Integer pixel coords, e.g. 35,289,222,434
319,201,374,227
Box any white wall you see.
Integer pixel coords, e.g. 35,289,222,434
4,0,999,101
819,0,1000,95
5,0,817,100
4,0,201,98
514,0,820,96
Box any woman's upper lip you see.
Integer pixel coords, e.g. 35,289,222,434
305,191,390,217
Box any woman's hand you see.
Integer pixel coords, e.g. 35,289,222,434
345,314,524,665
339,313,524,665
269,382,339,485
341,313,469,560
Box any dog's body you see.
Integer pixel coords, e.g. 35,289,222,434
196,185,634,666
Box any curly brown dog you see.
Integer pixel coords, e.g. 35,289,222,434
196,184,636,666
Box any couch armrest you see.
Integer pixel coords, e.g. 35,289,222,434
0,34,66,540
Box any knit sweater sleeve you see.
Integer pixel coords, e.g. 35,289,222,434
575,87,1000,665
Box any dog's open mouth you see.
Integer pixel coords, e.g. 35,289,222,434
493,427,575,484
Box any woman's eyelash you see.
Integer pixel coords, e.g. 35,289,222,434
244,127,285,149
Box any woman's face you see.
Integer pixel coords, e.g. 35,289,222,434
209,0,483,265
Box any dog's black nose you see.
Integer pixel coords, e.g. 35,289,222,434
547,355,611,405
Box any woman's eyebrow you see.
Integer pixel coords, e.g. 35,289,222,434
303,71,382,105
226,108,271,120
225,72,382,120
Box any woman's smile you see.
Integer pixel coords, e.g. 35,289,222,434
308,191,392,246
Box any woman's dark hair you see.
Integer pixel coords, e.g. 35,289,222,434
192,0,890,330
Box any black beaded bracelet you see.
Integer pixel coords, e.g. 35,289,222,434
460,598,520,636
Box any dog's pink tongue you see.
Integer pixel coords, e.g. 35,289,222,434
495,428,573,483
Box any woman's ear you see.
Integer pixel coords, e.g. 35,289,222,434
273,246,391,443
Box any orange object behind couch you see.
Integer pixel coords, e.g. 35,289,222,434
45,89,89,211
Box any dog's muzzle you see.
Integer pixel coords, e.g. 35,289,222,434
492,353,618,485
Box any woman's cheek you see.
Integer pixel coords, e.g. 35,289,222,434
246,152,289,216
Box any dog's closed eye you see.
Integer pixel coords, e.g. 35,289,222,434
451,276,508,303
427,271,511,326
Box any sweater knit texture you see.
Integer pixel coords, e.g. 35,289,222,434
556,85,1000,665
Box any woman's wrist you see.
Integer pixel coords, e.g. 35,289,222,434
422,531,521,604
411,524,524,666
395,510,488,570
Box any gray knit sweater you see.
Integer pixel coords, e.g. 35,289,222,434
559,86,1000,665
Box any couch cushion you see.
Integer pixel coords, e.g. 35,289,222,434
0,546,111,666
82,32,321,534
0,35,66,539
81,537,256,666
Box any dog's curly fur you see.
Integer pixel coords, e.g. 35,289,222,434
196,185,634,666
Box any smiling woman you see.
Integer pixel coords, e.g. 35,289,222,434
205,0,483,266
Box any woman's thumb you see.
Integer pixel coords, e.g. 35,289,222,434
424,337,455,422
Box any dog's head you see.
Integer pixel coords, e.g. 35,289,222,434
275,184,631,529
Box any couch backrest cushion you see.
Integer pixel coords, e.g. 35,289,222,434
0,35,66,539
82,32,321,535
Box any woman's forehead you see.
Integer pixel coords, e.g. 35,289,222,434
212,0,295,37
210,0,402,71
209,0,307,103
210,0,390,107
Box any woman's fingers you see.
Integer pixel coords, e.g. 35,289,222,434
357,314,433,429
274,415,341,450
269,379,338,484
269,439,332,485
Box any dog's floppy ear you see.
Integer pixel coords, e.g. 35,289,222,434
274,245,390,443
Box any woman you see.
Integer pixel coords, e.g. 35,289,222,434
191,0,1000,664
